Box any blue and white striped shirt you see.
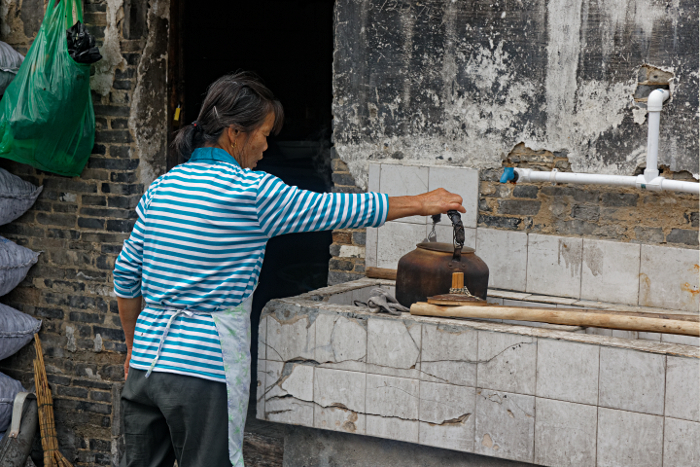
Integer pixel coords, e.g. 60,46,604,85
113,147,388,381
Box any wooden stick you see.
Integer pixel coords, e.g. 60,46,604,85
451,272,464,289
34,334,74,467
410,303,700,336
366,267,397,280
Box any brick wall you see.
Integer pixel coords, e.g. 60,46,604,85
0,1,166,465
328,149,368,284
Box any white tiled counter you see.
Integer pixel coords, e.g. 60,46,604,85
257,278,700,467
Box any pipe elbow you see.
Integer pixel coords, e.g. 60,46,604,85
647,89,670,112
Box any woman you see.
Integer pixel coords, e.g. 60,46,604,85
113,72,465,467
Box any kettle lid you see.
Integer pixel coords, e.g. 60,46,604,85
416,242,475,254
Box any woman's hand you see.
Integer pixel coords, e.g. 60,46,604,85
387,188,465,221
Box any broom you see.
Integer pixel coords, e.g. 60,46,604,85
33,334,74,467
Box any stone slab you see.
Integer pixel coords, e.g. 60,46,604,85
477,331,536,395
476,229,528,291
599,346,665,415
597,408,663,467
526,234,582,299
534,398,597,467
536,338,599,405
639,244,700,312
418,381,476,452
665,356,700,422
474,389,535,463
420,323,477,386
580,238,641,305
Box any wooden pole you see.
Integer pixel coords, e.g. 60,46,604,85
365,267,397,281
410,302,700,336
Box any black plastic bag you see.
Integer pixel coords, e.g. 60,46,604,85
66,21,102,64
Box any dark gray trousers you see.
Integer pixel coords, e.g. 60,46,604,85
121,368,231,467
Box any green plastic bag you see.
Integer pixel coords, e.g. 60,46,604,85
0,0,95,177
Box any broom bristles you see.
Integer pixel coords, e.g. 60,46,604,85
34,334,74,467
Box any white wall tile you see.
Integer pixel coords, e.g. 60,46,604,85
474,389,535,463
365,227,378,268
597,408,663,467
477,331,537,395
585,327,612,337
665,356,700,422
526,234,582,299
314,368,366,434
379,164,429,224
366,374,419,443
427,166,480,228
534,398,597,467
638,332,662,342
314,313,367,372
661,333,700,346
580,238,641,305
266,311,316,362
639,244,700,312
368,162,381,192
599,347,665,415
476,229,528,291
258,315,267,360
256,359,266,419
421,324,478,386
431,224,476,249
367,317,421,378
663,417,700,467
536,339,599,405
263,361,315,425
327,291,353,306
611,330,638,340
376,221,427,269
418,381,475,452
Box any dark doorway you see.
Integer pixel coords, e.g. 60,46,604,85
177,0,336,414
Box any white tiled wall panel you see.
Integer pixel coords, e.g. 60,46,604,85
597,408,663,467
378,164,429,224
536,339,599,405
427,166,480,228
476,229,528,291
580,238,641,305
663,417,700,467
526,234,582,298
365,227,378,268
599,347,665,415
376,221,426,269
368,162,381,191
534,398,597,467
639,244,700,311
665,356,700,422
431,224,476,249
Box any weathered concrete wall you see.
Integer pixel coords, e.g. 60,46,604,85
329,0,699,284
0,0,170,465
333,0,699,186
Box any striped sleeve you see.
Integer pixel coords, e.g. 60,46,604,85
255,173,389,238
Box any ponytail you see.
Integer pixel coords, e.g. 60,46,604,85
170,72,284,163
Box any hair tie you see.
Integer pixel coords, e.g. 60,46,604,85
192,121,198,128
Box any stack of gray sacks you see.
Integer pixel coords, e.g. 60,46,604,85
0,168,42,441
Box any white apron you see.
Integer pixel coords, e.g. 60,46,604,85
145,293,254,466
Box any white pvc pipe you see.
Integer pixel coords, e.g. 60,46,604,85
644,89,670,182
514,168,699,195
515,169,637,187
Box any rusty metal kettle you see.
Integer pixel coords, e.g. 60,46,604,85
395,211,489,308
